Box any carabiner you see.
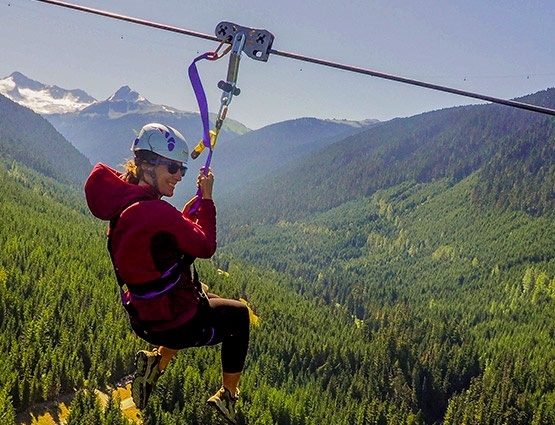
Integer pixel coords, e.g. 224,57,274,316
208,39,232,61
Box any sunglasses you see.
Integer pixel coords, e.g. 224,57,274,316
156,160,187,177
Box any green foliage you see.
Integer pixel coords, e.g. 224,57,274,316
104,393,130,425
0,158,143,412
217,173,555,423
4,89,555,423
219,89,555,224
0,387,16,425
66,388,104,425
0,154,482,423
65,385,129,425
0,93,91,185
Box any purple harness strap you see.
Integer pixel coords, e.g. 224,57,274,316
120,262,181,302
121,279,180,302
188,51,217,215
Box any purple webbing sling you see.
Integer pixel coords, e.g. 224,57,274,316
187,51,217,215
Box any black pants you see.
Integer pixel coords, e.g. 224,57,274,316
133,294,250,374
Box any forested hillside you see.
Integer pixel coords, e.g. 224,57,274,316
214,89,555,423
218,88,555,224
217,180,555,423
211,117,378,193
0,94,91,185
1,155,480,425
3,87,555,424
0,157,139,422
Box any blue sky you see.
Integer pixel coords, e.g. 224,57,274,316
1,0,554,129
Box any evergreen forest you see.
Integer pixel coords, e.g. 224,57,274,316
2,88,555,424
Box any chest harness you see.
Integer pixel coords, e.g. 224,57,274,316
106,199,208,318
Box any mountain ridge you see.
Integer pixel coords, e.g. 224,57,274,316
218,87,555,226
0,72,252,171
0,71,96,114
0,71,379,200
0,93,92,185
210,116,379,194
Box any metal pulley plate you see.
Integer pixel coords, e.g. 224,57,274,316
215,21,275,62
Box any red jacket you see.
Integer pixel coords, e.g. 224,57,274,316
84,163,217,329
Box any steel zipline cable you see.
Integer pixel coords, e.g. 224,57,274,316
31,0,555,117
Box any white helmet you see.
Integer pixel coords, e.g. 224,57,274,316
131,123,189,164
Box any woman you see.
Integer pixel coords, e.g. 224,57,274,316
85,123,249,424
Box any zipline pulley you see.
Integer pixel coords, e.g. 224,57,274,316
187,22,274,214
215,30,246,130
190,22,275,160
215,21,275,62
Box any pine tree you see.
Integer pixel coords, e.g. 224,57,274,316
0,388,16,425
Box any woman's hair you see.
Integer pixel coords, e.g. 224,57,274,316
122,150,160,184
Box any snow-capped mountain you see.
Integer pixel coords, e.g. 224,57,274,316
0,72,378,202
42,82,251,191
0,72,96,114
0,72,250,172
79,85,184,119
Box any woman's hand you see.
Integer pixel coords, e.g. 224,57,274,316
197,167,214,200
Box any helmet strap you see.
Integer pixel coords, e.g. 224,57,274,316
137,158,162,196
147,168,160,194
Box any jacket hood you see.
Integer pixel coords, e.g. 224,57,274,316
85,163,159,221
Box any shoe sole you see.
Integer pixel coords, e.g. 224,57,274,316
135,351,149,375
207,398,237,424
132,351,152,409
